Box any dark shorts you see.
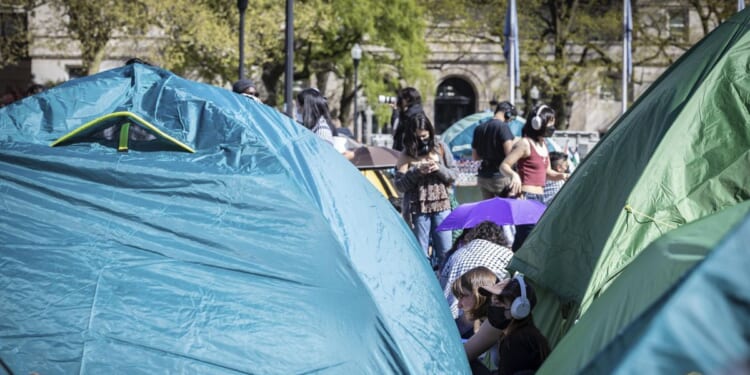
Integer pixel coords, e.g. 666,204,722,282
477,175,512,199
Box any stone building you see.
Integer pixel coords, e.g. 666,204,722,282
420,1,723,134
0,2,732,133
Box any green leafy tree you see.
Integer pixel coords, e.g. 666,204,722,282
248,0,431,127
519,0,622,129
49,0,150,75
144,0,238,83
0,0,36,69
139,0,431,129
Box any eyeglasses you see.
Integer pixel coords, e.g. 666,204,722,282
247,91,258,97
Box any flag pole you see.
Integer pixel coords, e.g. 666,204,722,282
622,0,628,114
285,0,294,118
510,36,516,104
508,0,517,105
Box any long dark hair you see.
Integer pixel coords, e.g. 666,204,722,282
296,88,337,135
397,87,422,112
522,104,556,141
498,278,550,360
401,111,436,158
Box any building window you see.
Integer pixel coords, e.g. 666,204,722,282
1,12,25,37
667,9,687,42
1,11,29,59
66,66,87,79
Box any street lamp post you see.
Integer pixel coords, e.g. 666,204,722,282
237,0,248,80
284,0,294,117
351,43,362,142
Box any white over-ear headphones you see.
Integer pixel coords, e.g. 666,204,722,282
531,105,549,131
510,273,531,319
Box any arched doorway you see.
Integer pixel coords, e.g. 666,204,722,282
434,77,476,134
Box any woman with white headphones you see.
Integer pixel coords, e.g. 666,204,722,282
500,103,569,251
464,274,550,375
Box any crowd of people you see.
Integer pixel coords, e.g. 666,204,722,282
250,81,562,373
384,87,564,374
6,69,555,374
229,77,561,374
235,80,560,374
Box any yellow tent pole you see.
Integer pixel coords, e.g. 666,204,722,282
50,111,195,153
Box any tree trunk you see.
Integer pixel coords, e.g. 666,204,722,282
315,71,329,97
261,62,285,108
337,73,355,131
85,46,106,76
550,92,574,130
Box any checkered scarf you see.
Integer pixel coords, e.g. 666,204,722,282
440,239,514,319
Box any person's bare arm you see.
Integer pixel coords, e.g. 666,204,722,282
502,139,514,158
546,164,569,181
500,139,530,196
464,319,503,360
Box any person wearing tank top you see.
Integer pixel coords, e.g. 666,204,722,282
500,104,569,251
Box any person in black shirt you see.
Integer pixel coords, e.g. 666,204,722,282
391,87,423,151
471,101,517,198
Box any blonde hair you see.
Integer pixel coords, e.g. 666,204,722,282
451,266,499,321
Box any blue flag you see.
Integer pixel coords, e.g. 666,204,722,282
504,0,520,87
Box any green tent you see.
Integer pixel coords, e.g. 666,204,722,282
510,8,750,346
538,201,750,374
580,210,750,374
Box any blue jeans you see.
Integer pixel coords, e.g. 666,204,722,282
413,209,452,269
512,193,544,253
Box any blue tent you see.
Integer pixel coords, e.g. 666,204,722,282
441,112,493,159
0,65,468,373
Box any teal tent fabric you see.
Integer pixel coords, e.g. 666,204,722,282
511,8,750,345
538,201,750,374
440,112,546,160
579,210,750,374
0,64,469,374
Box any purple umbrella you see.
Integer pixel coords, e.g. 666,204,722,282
436,197,547,231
